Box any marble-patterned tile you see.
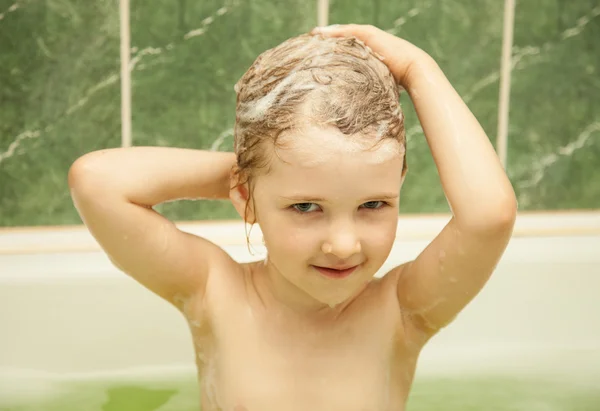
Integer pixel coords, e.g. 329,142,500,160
507,2,600,210
6,1,596,227
330,0,505,213
130,0,317,221
0,0,121,226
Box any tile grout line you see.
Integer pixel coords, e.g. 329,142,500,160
318,0,329,27
120,0,132,148
496,0,516,169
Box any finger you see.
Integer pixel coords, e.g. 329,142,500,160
310,24,365,36
311,24,376,40
310,25,340,37
310,24,340,35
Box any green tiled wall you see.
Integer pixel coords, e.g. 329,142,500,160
1,0,598,226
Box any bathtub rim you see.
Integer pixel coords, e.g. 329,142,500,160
1,210,599,255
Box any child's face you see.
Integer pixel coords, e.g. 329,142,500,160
252,125,405,307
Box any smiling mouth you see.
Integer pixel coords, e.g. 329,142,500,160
312,265,358,279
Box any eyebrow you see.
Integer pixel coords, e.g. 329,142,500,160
280,193,399,202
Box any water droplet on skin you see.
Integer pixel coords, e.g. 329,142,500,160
197,351,208,363
173,294,191,315
439,249,446,272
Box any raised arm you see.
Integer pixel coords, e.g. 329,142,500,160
68,147,238,308
312,25,517,337
394,52,517,335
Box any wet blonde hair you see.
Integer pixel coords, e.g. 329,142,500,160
232,32,407,240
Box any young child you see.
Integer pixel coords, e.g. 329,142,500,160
69,24,517,411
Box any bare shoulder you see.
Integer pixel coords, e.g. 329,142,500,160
206,253,253,291
201,257,258,307
348,268,409,327
379,263,433,346
378,263,409,293
178,243,247,317
353,265,406,309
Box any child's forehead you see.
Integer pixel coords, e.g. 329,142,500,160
275,125,403,168
259,152,403,203
256,126,405,199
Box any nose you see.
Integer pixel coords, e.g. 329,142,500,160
321,222,362,259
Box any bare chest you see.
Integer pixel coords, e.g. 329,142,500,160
190,283,414,411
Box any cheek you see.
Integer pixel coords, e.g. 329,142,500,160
262,215,316,256
283,227,318,255
362,215,398,252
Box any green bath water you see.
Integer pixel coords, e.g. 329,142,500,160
2,373,599,411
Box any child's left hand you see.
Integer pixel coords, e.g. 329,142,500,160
310,24,431,88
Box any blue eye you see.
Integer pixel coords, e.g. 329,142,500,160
362,201,384,209
291,201,387,214
292,203,319,213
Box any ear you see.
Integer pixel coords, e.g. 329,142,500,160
229,167,257,224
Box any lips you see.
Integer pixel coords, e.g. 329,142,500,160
312,265,359,279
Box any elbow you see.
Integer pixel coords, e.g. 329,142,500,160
68,152,112,198
495,186,518,224
68,150,112,185
457,194,518,234
68,156,94,195
68,157,86,190
490,198,517,232
484,195,518,232
68,157,96,210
